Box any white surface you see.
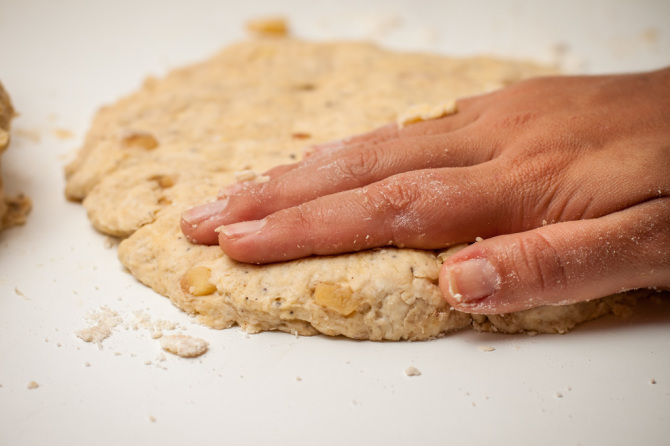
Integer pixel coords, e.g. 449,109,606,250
1,1,669,445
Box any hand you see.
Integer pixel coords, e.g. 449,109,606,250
181,68,670,314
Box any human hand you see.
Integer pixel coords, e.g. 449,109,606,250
181,68,670,314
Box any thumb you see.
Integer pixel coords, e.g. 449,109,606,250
439,199,670,314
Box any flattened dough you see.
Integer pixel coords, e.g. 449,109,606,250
66,38,640,340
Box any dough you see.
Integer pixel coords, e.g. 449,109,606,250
0,81,31,231
66,38,640,340
160,334,208,358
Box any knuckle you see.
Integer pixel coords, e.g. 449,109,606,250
501,155,568,227
292,199,340,235
334,146,381,185
512,231,569,293
225,183,264,219
292,202,318,234
373,178,417,215
633,198,670,274
364,177,423,242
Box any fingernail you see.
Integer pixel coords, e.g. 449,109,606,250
181,199,228,226
218,219,266,239
445,259,499,303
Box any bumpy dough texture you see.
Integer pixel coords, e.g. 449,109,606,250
0,81,31,231
0,81,11,225
66,39,640,340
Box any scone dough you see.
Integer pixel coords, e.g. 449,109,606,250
66,38,640,340
0,81,31,231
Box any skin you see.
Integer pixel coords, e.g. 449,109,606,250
181,67,670,314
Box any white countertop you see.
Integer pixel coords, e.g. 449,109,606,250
1,1,669,445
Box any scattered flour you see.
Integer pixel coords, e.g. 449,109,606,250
75,306,206,362
144,352,169,369
75,306,123,345
126,309,179,332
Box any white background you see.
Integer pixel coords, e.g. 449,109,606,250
1,1,669,445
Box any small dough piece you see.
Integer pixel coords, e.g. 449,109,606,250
246,17,289,37
160,334,208,358
405,366,422,376
66,38,645,340
397,100,457,128
233,169,270,184
0,81,31,231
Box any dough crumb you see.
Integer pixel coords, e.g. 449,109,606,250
75,306,123,345
296,376,302,382
1,194,32,230
478,345,496,352
149,415,157,423
397,100,457,129
27,381,39,389
233,169,270,184
650,379,657,384
128,309,179,332
246,17,289,37
14,127,41,143
405,366,421,377
53,128,74,139
160,334,208,358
